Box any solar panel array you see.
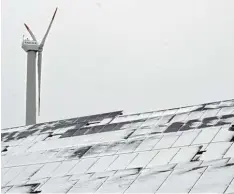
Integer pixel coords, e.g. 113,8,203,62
1,99,234,193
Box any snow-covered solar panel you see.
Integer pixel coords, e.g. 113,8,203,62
1,99,234,193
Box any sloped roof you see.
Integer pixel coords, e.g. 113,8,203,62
1,99,234,193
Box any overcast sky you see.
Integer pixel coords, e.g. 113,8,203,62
1,0,234,129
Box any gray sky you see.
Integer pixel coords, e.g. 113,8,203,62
2,0,234,129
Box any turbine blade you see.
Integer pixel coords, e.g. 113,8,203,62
37,51,42,116
24,23,37,41
40,7,58,48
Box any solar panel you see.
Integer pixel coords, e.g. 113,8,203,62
1,99,234,193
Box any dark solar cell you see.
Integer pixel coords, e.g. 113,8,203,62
72,127,91,137
57,129,79,138
28,123,47,131
179,119,201,131
15,130,38,140
58,118,79,126
75,111,122,123
99,141,125,155
55,147,77,160
76,115,103,123
85,115,100,122
117,139,143,153
83,144,109,157
95,114,111,120
96,111,122,119
39,128,52,135
85,125,105,135
60,129,79,138
69,146,92,159
164,122,184,133
1,133,9,141
132,119,147,124
100,123,119,133
191,105,205,112
221,114,234,119
71,121,132,137
60,123,87,138
74,115,99,123
199,117,220,128
36,121,60,133
56,146,92,160
215,121,231,127
4,131,19,142
108,111,123,117
75,116,89,123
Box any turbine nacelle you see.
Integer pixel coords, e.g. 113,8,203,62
22,39,39,52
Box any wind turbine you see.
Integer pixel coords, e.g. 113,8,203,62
22,8,58,125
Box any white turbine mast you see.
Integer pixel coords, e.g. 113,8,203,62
22,8,58,125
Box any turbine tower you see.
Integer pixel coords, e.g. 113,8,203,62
22,8,58,125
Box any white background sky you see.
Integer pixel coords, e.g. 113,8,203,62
1,0,234,129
